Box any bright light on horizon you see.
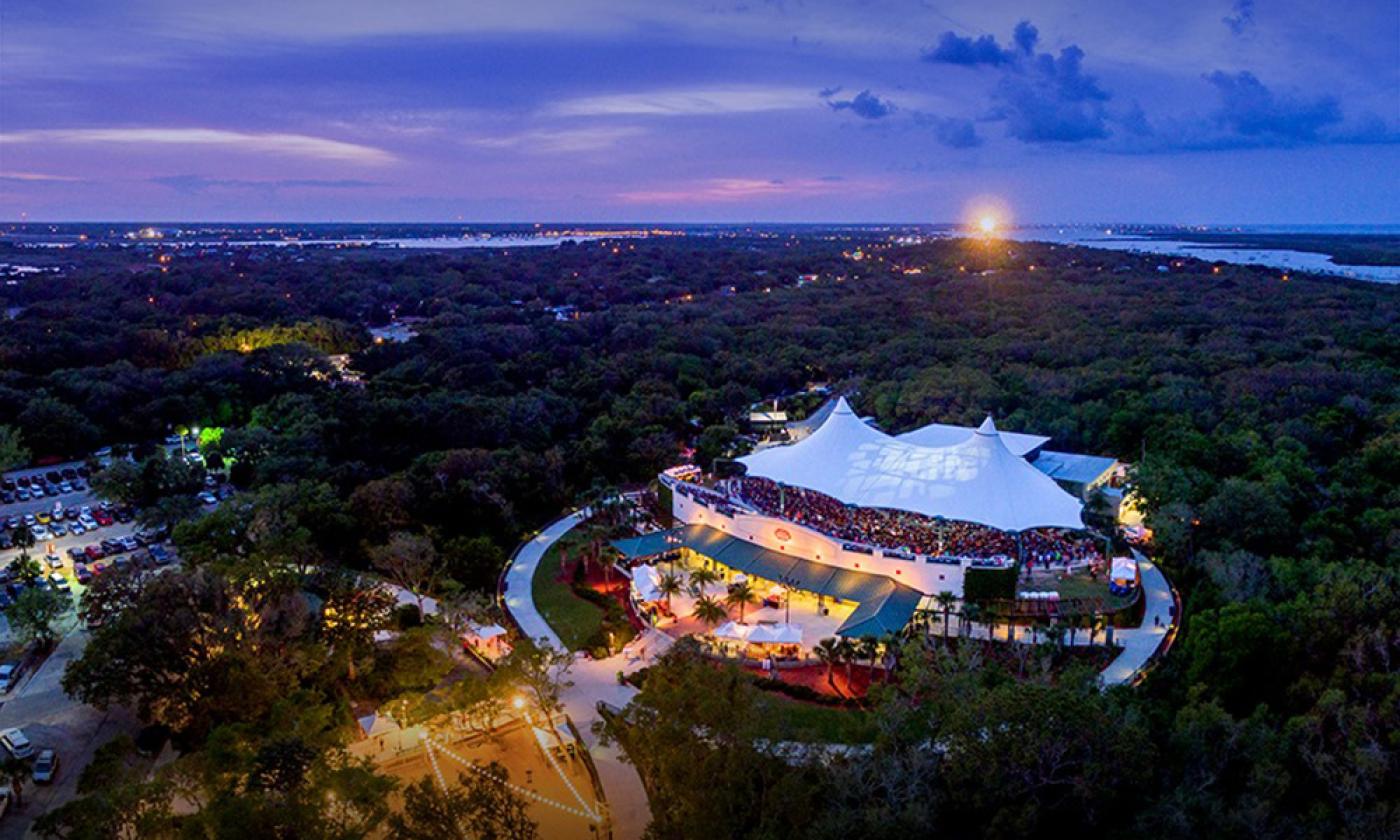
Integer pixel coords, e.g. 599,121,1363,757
978,215,998,234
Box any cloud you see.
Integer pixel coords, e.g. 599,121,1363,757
914,114,983,148
151,175,381,193
0,171,80,183
1223,0,1255,36
547,86,815,117
0,128,394,164
922,21,1112,144
464,126,645,153
921,20,1037,66
1202,71,1341,143
825,89,896,120
618,177,857,203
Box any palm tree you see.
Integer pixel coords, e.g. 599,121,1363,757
656,572,684,610
857,636,881,682
962,602,982,640
1088,612,1104,647
934,591,957,640
691,595,727,630
815,637,840,689
688,565,720,596
724,581,757,624
878,632,900,681
837,638,857,689
1067,613,1082,647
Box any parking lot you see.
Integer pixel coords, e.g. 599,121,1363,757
0,453,207,835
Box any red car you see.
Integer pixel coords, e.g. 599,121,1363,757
84,544,105,562
93,510,114,527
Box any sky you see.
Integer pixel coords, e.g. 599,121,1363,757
1,0,1397,223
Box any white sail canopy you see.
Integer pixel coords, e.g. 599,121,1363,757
738,398,1084,532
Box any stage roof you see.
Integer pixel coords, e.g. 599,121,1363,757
896,421,1049,458
737,397,1084,532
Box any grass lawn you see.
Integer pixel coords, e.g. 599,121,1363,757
1023,570,1136,613
531,527,637,652
757,694,877,743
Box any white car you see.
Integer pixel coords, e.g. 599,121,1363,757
1,728,33,759
49,572,70,592
45,554,63,570
32,749,57,784
30,524,50,540
78,514,97,530
69,522,86,536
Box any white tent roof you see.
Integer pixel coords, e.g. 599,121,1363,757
713,621,751,641
748,623,803,644
896,421,1049,458
737,398,1084,532
631,565,663,602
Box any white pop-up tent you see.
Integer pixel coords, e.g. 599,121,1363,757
747,623,803,644
738,397,1084,533
712,621,751,641
630,565,664,602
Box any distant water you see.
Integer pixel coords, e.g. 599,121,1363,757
218,234,607,249
1004,227,1400,284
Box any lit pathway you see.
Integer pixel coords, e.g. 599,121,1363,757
501,509,657,840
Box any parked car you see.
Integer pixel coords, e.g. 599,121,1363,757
34,512,50,525
78,514,97,530
114,508,134,523
14,489,30,502
75,566,92,585
0,534,11,550
61,468,76,480
1,728,34,759
45,554,62,570
1,491,12,504
49,522,67,538
49,573,69,592
0,662,23,692
148,544,172,566
32,749,57,784
93,511,114,527
113,556,131,574
71,479,85,491
67,547,86,562
44,470,62,485
69,522,85,536
118,536,140,552
100,539,124,554
30,525,50,540
84,545,104,562
58,482,72,494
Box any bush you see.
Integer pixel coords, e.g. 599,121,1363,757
752,675,858,707
394,603,423,629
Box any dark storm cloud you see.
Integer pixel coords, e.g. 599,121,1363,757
825,89,897,120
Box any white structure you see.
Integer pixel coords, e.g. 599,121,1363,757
737,398,1084,533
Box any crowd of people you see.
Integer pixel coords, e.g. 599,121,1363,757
728,476,1100,564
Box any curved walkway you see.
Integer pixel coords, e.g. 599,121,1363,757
501,510,657,840
1098,551,1176,686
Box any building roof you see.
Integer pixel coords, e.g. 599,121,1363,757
736,398,1084,532
613,524,925,637
1030,450,1119,486
896,421,1049,457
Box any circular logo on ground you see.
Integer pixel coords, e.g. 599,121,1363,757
774,528,791,542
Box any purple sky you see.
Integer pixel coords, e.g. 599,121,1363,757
1,0,1397,223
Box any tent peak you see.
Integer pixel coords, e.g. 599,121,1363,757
976,415,998,436
832,396,855,415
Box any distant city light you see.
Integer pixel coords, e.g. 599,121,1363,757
979,215,998,234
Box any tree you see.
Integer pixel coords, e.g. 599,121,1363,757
690,595,727,630
858,636,881,679
815,637,840,688
0,426,30,472
656,571,684,609
497,641,574,732
137,494,203,533
687,565,720,596
723,580,757,623
369,532,443,612
837,637,857,689
935,591,957,640
63,567,314,737
7,587,69,648
389,769,538,840
321,573,397,684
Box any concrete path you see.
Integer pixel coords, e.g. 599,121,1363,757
500,510,657,840
502,511,589,651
